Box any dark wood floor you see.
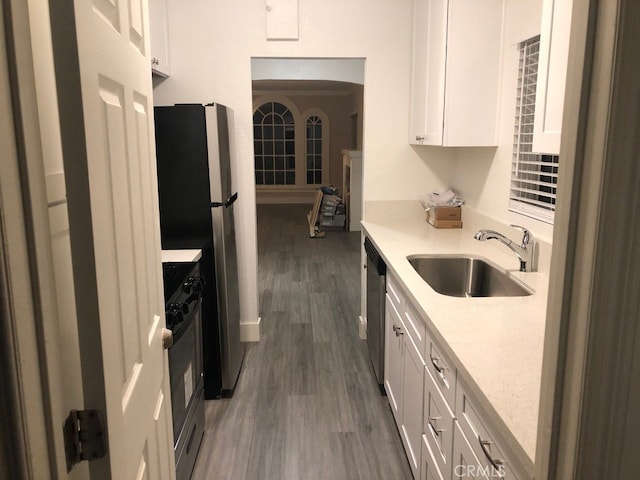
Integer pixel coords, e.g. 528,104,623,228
191,204,412,480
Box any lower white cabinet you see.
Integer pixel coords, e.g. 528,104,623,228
384,296,404,423
384,289,425,479
383,271,529,480
452,422,488,479
421,436,445,480
456,384,521,479
401,333,426,478
424,366,455,477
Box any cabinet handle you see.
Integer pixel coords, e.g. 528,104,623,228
478,436,504,472
428,416,443,437
430,353,444,374
415,135,425,141
393,324,404,336
151,57,159,66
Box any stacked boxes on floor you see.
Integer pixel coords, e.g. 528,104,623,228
426,206,463,228
319,194,346,229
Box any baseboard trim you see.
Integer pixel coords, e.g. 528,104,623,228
359,315,367,340
240,317,261,342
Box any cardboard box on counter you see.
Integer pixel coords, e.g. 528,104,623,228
427,218,463,229
426,206,462,221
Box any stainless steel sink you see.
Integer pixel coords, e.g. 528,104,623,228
407,255,532,297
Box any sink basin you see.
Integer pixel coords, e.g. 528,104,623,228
407,255,532,297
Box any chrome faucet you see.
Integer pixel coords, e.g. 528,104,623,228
474,225,537,272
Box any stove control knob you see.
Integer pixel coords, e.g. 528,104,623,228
192,276,204,294
166,303,184,326
182,280,193,294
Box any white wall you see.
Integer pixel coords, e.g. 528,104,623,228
450,0,553,243
154,0,454,334
252,58,365,84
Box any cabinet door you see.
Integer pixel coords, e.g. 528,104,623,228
456,385,522,479
424,367,455,478
421,436,445,480
452,422,489,479
149,0,171,76
409,0,447,145
385,299,404,424
401,334,426,478
532,0,573,154
443,0,502,146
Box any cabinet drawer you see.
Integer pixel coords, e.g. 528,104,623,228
386,272,404,311
426,341,456,411
421,435,444,480
404,300,427,355
423,366,454,478
456,387,520,479
452,422,487,479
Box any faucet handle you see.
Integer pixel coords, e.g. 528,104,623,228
509,224,533,247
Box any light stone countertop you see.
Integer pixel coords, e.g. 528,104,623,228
161,249,202,263
362,200,548,472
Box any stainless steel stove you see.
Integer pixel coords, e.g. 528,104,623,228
162,262,205,480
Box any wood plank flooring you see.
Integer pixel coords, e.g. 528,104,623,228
191,204,412,480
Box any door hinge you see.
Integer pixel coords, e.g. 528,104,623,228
63,409,108,472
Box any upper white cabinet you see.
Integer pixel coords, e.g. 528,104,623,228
149,0,171,77
409,0,504,146
532,0,573,154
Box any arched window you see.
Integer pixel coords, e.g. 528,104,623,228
305,116,323,185
253,102,295,185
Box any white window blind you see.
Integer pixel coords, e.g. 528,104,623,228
510,36,559,224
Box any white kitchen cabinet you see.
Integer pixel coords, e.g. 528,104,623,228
409,0,504,146
384,273,426,480
421,436,445,480
456,382,523,479
402,333,426,478
149,0,171,77
532,0,573,154
426,339,456,411
383,270,531,479
385,296,404,424
423,366,455,478
452,422,489,479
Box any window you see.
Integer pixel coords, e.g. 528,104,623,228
253,102,295,185
509,36,559,224
252,99,329,192
305,115,323,185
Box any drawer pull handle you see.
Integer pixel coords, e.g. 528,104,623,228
478,436,504,471
430,354,444,374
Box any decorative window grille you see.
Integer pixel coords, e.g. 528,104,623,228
305,116,323,185
509,36,559,224
253,102,295,185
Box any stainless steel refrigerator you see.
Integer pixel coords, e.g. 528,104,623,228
154,103,244,399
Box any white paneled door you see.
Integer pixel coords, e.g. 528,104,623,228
52,0,174,478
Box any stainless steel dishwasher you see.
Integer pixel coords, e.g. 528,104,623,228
364,237,386,394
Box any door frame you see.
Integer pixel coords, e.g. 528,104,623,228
1,0,73,477
536,0,640,478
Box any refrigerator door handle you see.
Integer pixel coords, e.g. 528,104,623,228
224,192,238,208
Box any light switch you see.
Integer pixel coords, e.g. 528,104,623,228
266,0,299,40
